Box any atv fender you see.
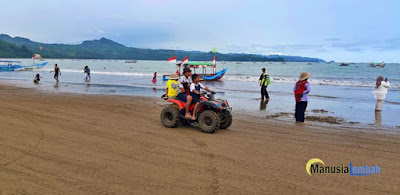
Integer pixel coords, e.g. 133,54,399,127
167,99,186,109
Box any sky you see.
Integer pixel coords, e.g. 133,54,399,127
1,0,399,62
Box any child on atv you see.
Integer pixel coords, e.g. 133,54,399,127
165,73,179,98
177,67,193,119
190,74,214,120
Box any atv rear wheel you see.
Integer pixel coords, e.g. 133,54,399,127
198,110,220,133
219,111,232,129
160,105,180,128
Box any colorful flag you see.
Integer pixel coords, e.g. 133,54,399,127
167,56,177,63
181,56,189,65
212,48,216,53
212,56,216,64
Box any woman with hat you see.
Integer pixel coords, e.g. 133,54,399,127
293,72,311,124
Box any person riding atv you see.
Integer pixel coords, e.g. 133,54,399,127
160,78,232,133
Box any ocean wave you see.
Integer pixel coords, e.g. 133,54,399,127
224,75,400,88
40,68,167,77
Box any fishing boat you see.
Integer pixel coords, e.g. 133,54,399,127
370,62,385,68
163,61,227,81
0,60,48,72
340,63,349,66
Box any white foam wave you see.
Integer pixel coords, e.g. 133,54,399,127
41,68,167,77
225,75,400,88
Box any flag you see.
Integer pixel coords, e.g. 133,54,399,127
212,56,216,64
181,56,188,65
167,56,177,63
212,48,216,53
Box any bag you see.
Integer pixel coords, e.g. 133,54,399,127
294,81,308,102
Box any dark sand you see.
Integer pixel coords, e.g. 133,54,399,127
0,84,399,194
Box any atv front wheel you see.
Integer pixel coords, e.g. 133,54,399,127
160,105,180,128
219,111,232,129
198,110,220,133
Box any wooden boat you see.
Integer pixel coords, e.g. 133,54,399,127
340,63,349,66
163,61,227,81
0,60,48,72
370,62,385,68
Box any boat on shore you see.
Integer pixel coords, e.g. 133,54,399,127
163,59,227,81
0,60,48,72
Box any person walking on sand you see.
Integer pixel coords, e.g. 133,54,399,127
50,64,61,83
258,68,270,102
373,76,390,111
293,72,311,124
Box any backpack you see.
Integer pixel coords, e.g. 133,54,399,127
294,81,308,102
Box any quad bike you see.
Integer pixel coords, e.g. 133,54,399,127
160,92,232,133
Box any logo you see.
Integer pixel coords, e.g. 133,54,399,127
306,158,380,176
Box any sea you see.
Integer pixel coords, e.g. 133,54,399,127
1,59,399,128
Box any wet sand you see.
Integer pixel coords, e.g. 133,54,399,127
0,83,399,194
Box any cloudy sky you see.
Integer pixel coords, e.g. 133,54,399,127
1,0,399,62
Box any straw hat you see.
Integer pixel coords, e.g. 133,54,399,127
170,73,179,80
299,72,311,81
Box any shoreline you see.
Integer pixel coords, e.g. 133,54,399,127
0,83,400,193
1,79,397,131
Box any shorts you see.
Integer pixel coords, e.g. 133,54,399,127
177,93,188,102
192,95,200,104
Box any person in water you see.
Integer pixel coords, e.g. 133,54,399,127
177,67,193,119
165,73,179,98
50,64,61,82
373,76,390,111
84,66,91,80
33,74,43,84
190,74,214,120
293,72,311,124
152,72,157,83
259,68,270,102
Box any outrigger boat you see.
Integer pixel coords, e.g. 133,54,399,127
0,60,48,72
163,61,227,81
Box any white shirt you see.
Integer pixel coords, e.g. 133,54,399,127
190,82,205,93
373,81,390,100
178,75,192,89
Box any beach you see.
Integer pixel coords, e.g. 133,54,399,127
1,83,399,194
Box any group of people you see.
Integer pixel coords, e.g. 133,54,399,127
33,64,91,84
257,68,391,124
164,67,214,120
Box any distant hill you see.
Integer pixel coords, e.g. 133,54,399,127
0,39,32,58
0,34,325,62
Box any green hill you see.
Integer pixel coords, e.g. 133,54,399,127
0,34,324,62
0,39,32,58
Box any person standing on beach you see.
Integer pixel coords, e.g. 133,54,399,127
50,64,61,83
258,68,270,102
152,72,157,83
293,72,311,124
84,66,91,81
373,76,390,111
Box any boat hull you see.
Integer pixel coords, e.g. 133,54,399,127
0,62,48,72
163,68,228,81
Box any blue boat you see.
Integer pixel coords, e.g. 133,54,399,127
0,60,48,72
163,61,228,81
